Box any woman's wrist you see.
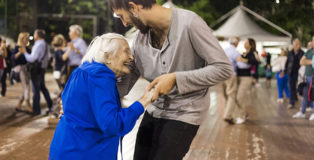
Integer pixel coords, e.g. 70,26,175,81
138,98,149,108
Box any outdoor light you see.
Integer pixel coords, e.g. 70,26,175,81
29,36,34,40
276,0,280,4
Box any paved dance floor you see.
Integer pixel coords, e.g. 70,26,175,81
0,74,313,160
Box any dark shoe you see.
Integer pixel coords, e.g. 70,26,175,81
15,108,24,112
45,110,53,116
224,118,234,125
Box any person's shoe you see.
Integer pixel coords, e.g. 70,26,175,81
277,98,284,103
224,118,234,125
292,111,306,118
306,107,313,112
288,104,294,109
235,118,246,124
309,114,314,121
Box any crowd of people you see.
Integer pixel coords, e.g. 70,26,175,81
0,24,87,116
222,37,314,125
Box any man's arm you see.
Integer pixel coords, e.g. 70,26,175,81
23,44,42,63
174,14,233,95
300,56,312,66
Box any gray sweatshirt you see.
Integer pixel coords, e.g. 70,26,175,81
117,8,233,125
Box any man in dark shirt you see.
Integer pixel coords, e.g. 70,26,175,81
281,39,304,108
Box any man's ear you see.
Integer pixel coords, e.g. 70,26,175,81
128,2,141,16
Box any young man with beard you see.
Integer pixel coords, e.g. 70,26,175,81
109,0,233,159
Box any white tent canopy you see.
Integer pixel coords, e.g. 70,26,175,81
213,4,291,43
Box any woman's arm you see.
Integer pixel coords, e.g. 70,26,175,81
88,74,152,137
62,47,71,61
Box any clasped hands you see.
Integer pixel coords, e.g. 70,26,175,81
138,73,176,108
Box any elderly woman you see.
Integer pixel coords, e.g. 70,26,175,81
49,33,154,160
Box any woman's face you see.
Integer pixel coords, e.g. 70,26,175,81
107,40,134,77
244,39,250,52
23,36,29,45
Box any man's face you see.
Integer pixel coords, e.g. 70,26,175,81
69,28,77,40
293,39,301,51
113,9,150,34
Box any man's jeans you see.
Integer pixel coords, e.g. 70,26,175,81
301,76,314,113
288,74,298,105
31,69,53,114
133,112,199,160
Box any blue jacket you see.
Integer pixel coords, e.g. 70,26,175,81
49,61,144,160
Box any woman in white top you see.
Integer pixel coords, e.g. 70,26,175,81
272,49,290,103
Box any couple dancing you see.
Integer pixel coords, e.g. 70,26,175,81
49,0,233,160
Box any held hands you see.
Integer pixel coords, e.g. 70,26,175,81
279,71,285,78
138,87,155,108
18,47,26,54
148,73,176,101
67,42,75,50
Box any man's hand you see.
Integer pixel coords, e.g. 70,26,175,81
148,73,176,101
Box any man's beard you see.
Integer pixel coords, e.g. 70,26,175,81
129,13,150,34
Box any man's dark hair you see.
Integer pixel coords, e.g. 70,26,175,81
108,0,156,10
248,38,256,52
35,29,46,39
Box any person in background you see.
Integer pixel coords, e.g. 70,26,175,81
293,37,314,120
11,32,32,112
236,38,259,124
272,49,290,103
265,64,272,88
223,36,242,124
0,37,7,97
62,25,87,80
50,34,67,118
281,39,304,109
21,29,53,115
0,38,11,97
51,34,67,91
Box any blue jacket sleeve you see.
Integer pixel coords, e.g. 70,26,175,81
88,73,144,137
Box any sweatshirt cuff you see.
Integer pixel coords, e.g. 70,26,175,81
130,101,145,117
176,71,191,95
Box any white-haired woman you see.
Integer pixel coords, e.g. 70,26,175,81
49,33,154,160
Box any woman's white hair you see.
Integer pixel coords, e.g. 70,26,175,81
82,33,127,64
70,25,83,38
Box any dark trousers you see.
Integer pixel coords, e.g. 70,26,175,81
31,69,53,114
288,74,298,105
133,112,199,160
1,68,8,96
66,65,78,81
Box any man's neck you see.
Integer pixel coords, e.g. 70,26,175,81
71,37,79,41
144,5,172,34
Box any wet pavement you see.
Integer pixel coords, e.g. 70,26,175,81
0,74,314,160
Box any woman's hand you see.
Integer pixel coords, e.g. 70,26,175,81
138,87,155,108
